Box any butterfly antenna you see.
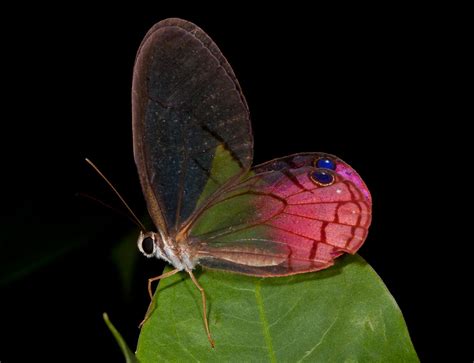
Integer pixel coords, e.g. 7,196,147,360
77,192,144,228
85,158,147,231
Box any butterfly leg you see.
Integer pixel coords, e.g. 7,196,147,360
187,270,215,348
139,268,180,328
147,268,180,300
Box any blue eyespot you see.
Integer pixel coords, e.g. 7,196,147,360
315,157,336,170
310,170,335,186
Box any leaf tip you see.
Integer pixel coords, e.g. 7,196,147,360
103,312,139,363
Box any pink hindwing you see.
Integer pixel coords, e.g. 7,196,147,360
189,153,372,276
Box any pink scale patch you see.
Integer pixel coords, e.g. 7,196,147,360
269,213,322,241
269,229,314,248
266,228,315,261
347,227,366,251
336,163,371,203
253,195,285,220
347,182,362,200
271,169,314,198
287,182,352,204
358,201,370,227
324,223,352,248
337,202,361,226
285,203,338,222
273,174,304,197
314,243,337,262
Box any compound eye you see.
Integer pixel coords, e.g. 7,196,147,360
141,236,155,255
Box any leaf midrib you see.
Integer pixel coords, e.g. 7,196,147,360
255,280,277,363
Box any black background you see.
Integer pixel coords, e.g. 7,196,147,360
0,5,467,362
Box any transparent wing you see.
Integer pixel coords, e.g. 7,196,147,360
132,18,252,235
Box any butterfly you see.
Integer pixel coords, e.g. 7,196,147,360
132,18,372,347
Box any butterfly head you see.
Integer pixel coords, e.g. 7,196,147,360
136,230,196,270
137,230,162,258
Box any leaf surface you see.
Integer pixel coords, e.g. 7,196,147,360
136,255,418,362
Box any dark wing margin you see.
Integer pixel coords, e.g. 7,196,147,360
132,18,253,234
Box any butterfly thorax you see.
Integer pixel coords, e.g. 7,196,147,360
137,230,197,271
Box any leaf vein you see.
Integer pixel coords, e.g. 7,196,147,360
297,317,338,362
268,298,302,329
255,280,277,363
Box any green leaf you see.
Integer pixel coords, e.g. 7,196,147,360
103,313,139,363
136,255,418,362
195,144,250,208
